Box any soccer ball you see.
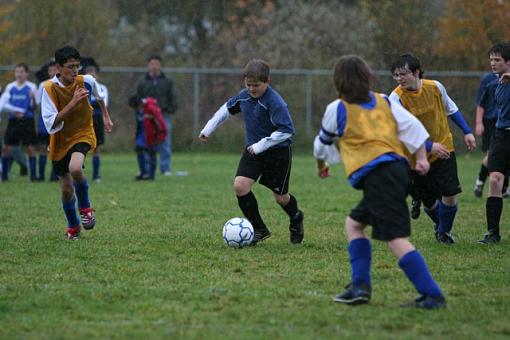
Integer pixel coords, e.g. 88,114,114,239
222,217,254,248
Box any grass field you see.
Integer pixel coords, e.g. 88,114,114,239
1,152,509,339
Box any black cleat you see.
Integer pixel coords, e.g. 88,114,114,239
478,230,501,244
134,174,150,181
473,180,484,198
251,227,271,245
289,210,304,244
333,282,371,305
411,199,421,219
435,231,455,244
401,295,446,309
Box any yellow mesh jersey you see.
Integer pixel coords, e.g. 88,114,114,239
394,79,453,163
339,93,407,177
45,75,96,161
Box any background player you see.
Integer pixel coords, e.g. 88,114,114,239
199,59,304,245
389,53,476,244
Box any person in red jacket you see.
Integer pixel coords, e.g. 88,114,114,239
129,95,167,180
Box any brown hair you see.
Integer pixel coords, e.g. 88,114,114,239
15,63,29,72
243,59,270,82
333,55,374,104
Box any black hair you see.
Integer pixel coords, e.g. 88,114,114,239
243,59,270,82
489,43,510,62
80,56,100,74
15,63,29,72
390,53,424,79
35,60,57,83
55,45,80,65
147,54,161,63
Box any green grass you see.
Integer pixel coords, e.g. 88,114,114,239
1,153,509,339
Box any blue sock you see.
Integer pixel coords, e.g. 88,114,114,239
437,200,457,233
1,157,9,180
424,204,439,229
62,197,80,227
137,153,147,175
29,156,36,180
348,238,371,286
399,250,443,298
50,166,58,180
39,155,47,180
92,155,100,180
74,179,90,209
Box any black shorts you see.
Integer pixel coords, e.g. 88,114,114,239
4,118,37,146
236,145,292,195
349,161,411,241
488,128,510,175
412,152,462,207
482,118,497,152
52,143,91,177
93,115,105,146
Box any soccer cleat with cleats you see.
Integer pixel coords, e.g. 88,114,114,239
478,230,501,244
79,207,96,230
251,227,271,245
289,210,304,244
473,179,484,198
65,225,81,240
333,282,371,305
411,199,421,219
435,231,455,244
401,294,446,309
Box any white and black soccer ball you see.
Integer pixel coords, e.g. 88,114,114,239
222,217,254,248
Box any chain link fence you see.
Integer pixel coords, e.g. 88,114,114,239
0,66,485,153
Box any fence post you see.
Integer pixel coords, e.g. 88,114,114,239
306,73,313,139
193,71,200,136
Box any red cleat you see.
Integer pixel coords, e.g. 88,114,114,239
79,207,96,230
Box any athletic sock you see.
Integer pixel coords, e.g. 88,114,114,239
281,194,299,219
399,250,443,298
62,197,80,227
348,238,371,286
1,157,9,180
478,164,488,183
92,155,100,180
29,156,36,180
437,201,457,234
74,179,91,209
486,197,503,234
424,204,439,227
237,191,265,230
38,155,47,180
137,152,147,176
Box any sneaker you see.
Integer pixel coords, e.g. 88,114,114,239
289,210,304,244
333,282,371,305
503,187,510,198
251,227,271,245
65,225,81,240
134,174,150,181
411,199,421,219
93,177,102,183
79,207,96,230
401,295,446,309
474,179,484,198
163,171,172,176
478,230,501,244
435,231,455,244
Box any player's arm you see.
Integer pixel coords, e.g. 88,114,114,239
475,105,485,136
199,103,232,141
435,81,476,151
248,104,293,155
85,75,113,132
313,100,342,178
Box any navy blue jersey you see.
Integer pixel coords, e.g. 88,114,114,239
495,82,510,129
476,73,499,120
226,86,294,148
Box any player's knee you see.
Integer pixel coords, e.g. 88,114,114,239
489,172,504,186
69,166,83,178
233,179,251,196
274,193,289,205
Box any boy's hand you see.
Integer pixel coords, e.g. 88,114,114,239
431,142,450,159
500,73,510,83
104,116,113,133
71,87,89,106
464,133,476,151
317,160,330,178
247,145,255,155
198,133,208,141
415,159,430,176
14,111,25,118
